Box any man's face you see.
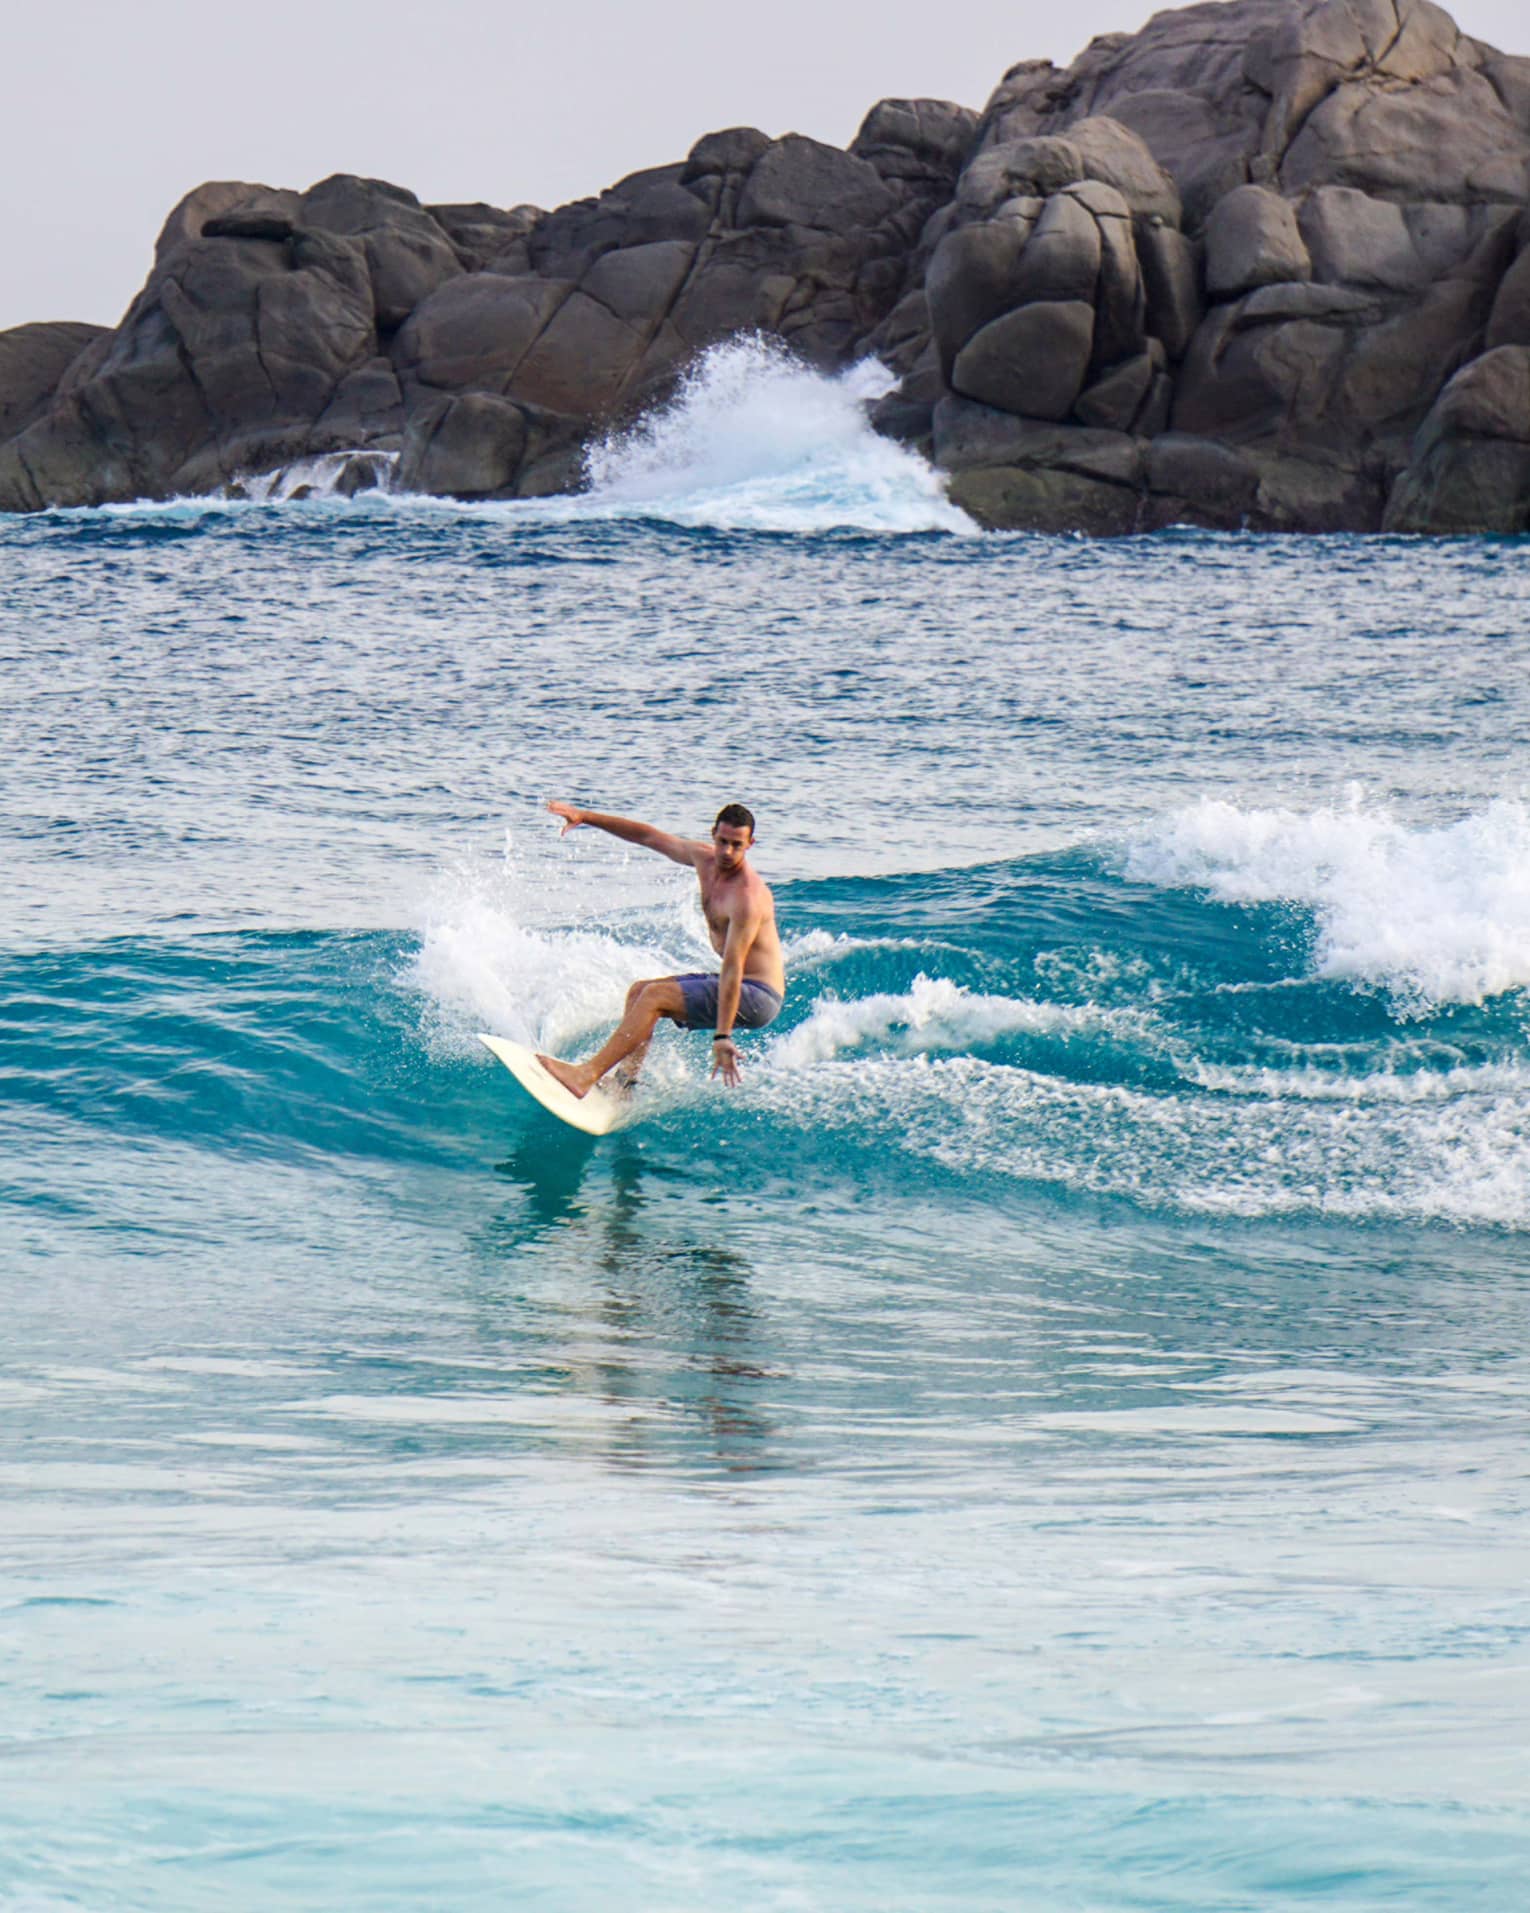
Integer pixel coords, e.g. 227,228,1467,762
713,825,751,872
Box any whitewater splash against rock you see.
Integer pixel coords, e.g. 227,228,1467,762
211,342,974,535
3,0,1530,534
578,341,974,533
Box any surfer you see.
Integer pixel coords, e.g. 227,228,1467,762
537,801,786,1096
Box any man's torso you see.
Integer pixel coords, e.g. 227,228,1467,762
696,859,786,994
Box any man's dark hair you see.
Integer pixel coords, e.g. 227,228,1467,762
714,803,755,837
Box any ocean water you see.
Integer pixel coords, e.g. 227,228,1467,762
4,343,1530,1908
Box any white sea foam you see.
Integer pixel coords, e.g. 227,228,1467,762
768,973,1145,1068
1124,796,1530,1008
782,927,955,967
578,337,975,536
70,450,399,519
743,1048,1530,1230
1187,1059,1530,1102
403,842,713,1069
234,449,397,503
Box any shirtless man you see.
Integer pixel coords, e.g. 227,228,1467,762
538,801,786,1097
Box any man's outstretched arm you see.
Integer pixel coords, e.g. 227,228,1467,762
546,802,703,867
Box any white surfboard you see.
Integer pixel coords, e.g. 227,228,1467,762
477,1033,628,1136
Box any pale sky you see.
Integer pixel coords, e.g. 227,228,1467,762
4,0,1527,332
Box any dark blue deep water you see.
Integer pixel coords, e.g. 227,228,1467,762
4,365,1530,1907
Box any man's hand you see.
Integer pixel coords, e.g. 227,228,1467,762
547,801,585,836
711,1036,742,1087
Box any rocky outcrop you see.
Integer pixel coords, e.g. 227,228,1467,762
1384,344,1530,530
887,0,1530,532
0,177,442,509
0,323,108,446
0,104,974,512
4,0,1530,533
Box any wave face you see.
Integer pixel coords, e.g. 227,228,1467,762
11,814,1527,1231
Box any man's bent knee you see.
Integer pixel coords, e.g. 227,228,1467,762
636,977,686,1020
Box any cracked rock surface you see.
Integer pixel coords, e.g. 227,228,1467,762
2,0,1529,533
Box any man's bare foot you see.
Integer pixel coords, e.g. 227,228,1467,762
537,1053,593,1099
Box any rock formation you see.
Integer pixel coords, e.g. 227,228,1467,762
3,0,1529,534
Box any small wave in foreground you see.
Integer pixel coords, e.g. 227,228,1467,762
396,836,1530,1229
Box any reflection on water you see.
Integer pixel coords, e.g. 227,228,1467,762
492,1130,601,1231
473,1141,774,1471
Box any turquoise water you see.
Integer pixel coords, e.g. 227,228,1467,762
4,356,1530,1906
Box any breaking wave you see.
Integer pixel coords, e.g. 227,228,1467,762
389,832,1530,1229
10,810,1528,1233
1123,795,1530,1010
579,337,973,535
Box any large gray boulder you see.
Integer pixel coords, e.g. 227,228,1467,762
395,390,584,499
1205,186,1311,297
926,218,1037,382
0,323,107,445
1136,219,1203,358
948,460,1144,533
299,174,465,330
1015,191,1104,306
851,98,980,187
1298,188,1493,290
934,398,1145,531
1384,346,1530,531
397,391,528,496
952,300,1097,418
736,135,898,231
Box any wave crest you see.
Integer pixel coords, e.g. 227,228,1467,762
769,973,1147,1067
1124,796,1530,1009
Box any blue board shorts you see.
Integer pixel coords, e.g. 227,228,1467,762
675,974,784,1033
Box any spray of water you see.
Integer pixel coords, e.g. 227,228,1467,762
579,336,973,535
